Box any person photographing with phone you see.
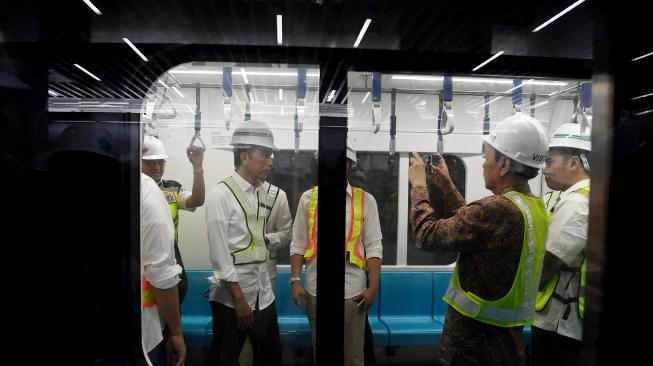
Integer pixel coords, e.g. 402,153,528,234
290,141,383,366
409,113,551,366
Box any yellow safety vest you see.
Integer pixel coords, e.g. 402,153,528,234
443,191,549,327
163,190,180,241
159,181,182,242
142,276,156,308
536,186,589,320
220,176,269,265
304,186,367,270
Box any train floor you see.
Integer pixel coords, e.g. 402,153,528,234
185,345,441,365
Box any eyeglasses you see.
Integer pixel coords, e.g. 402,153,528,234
143,159,166,167
252,149,274,160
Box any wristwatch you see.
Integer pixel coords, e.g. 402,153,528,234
289,277,301,284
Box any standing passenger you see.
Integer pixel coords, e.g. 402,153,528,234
261,180,293,294
408,113,550,366
532,123,592,366
239,180,292,365
290,141,383,366
142,135,205,303
205,120,282,366
141,172,186,366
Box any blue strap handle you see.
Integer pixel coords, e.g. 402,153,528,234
223,67,232,98
512,79,522,106
297,68,307,98
581,82,591,108
390,88,397,136
372,72,382,102
195,86,201,130
195,111,201,130
443,76,453,102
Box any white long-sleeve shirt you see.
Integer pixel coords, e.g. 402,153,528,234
205,172,274,310
290,184,383,298
534,178,590,341
140,174,182,353
262,181,293,280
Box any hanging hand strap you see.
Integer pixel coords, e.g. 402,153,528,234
530,93,537,118
579,81,592,137
437,76,455,154
371,72,382,133
294,68,307,153
512,79,523,113
389,88,397,155
223,66,233,130
190,84,206,151
244,84,252,122
483,92,491,135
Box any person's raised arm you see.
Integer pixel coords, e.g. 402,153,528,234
185,146,205,208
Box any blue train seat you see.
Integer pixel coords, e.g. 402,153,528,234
378,272,443,347
273,271,391,347
181,269,532,349
274,271,311,347
432,272,451,327
367,288,390,348
180,271,213,347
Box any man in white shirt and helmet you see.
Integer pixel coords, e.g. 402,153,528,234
532,122,591,366
290,140,383,366
204,120,282,366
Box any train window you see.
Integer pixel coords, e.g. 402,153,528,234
349,152,400,265
137,62,587,364
149,62,322,273
406,153,466,265
269,151,399,266
143,62,321,365
266,150,318,265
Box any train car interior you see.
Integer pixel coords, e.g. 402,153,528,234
2,0,652,365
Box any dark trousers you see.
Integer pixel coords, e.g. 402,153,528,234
531,327,582,366
173,242,187,303
364,316,376,366
207,301,282,366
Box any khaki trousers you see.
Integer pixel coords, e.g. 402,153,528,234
306,293,365,366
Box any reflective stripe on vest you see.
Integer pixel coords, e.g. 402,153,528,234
535,185,589,318
304,186,367,270
579,257,586,319
444,191,549,327
161,188,180,241
142,276,156,308
545,190,562,213
220,176,268,265
535,273,559,311
264,183,280,228
304,187,319,260
576,186,589,319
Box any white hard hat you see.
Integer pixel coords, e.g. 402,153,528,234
346,140,357,166
230,120,277,150
549,123,591,152
142,135,168,160
482,113,548,168
313,140,357,167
